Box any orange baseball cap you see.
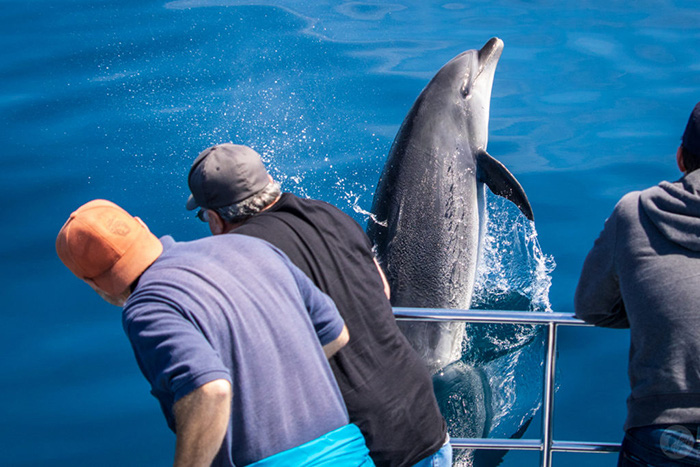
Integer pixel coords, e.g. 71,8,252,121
56,199,163,296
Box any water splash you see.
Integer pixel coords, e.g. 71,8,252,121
452,191,556,465
472,191,556,313
354,202,388,228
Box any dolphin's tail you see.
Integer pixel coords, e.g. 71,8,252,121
476,150,534,221
433,361,492,438
433,361,492,466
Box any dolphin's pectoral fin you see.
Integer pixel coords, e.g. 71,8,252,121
476,151,534,221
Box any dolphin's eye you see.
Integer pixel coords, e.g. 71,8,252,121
461,80,471,98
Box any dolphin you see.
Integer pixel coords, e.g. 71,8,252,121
367,37,533,371
366,37,536,461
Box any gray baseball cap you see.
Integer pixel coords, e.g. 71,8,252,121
186,144,270,211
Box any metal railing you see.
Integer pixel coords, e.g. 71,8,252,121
393,307,620,467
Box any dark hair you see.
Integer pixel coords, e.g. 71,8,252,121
681,145,700,174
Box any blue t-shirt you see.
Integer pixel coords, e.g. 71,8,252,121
122,234,348,466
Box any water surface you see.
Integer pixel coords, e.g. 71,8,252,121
2,1,699,465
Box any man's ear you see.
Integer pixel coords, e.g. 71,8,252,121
84,279,130,307
208,210,226,235
677,146,687,174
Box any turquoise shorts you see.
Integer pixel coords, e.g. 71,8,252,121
248,423,374,466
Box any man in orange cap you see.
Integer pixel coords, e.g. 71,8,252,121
56,199,375,466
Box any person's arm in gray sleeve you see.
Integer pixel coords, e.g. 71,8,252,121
574,204,630,328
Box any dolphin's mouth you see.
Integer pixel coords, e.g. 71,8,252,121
461,37,503,99
478,37,504,67
477,37,504,82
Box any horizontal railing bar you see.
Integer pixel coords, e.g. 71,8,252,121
552,441,621,453
451,437,542,451
393,307,589,326
451,438,620,453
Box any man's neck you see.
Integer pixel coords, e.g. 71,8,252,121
262,193,282,211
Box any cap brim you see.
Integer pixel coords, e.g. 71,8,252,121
186,194,199,211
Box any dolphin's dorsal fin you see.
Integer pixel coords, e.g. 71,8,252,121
476,151,534,221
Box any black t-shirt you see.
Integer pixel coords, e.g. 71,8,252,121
234,193,447,467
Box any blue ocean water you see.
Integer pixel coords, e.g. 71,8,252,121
2,1,699,465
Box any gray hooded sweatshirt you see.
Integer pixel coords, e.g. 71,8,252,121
575,170,700,431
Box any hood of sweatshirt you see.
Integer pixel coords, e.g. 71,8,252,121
640,170,700,251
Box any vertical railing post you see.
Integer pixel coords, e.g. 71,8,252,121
540,322,558,467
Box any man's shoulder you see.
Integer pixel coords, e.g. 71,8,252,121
123,234,286,314
612,189,645,219
614,181,675,219
144,234,281,280
160,231,269,250
620,187,648,204
281,193,352,219
269,193,366,234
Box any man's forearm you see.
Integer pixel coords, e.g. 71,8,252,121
574,208,629,328
374,257,391,300
173,379,232,467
